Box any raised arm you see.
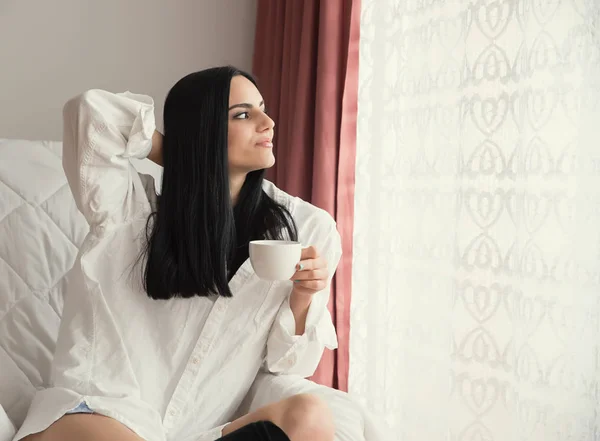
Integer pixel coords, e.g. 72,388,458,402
62,89,158,228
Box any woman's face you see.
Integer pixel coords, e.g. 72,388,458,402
227,75,276,175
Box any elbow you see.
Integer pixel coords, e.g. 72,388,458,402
266,342,324,378
63,89,104,117
275,359,321,379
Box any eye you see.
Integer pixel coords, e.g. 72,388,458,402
233,112,250,120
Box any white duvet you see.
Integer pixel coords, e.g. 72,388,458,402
0,139,384,441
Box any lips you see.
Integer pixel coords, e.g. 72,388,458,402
256,138,273,148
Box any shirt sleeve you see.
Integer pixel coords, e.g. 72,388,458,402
62,89,156,229
264,210,342,377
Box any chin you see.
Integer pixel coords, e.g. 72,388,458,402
257,153,276,170
264,156,276,169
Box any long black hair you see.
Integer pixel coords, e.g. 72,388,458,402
141,66,298,299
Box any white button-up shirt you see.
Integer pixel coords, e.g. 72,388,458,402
14,90,341,441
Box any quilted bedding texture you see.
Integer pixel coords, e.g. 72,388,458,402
0,139,88,428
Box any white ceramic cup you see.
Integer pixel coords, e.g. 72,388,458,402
249,240,302,281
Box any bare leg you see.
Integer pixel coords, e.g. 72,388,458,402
21,414,144,441
221,393,335,441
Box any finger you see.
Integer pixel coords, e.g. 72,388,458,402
300,246,319,261
293,279,328,292
296,256,327,272
292,268,328,281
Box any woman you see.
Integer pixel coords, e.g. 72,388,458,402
15,67,341,441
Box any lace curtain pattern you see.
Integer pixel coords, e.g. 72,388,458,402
350,1,600,439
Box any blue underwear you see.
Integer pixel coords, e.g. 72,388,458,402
65,401,94,415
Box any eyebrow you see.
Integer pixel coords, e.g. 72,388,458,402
228,100,265,111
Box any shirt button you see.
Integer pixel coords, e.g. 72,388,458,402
169,409,177,416
192,356,200,364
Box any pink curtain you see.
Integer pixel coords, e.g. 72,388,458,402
253,0,360,391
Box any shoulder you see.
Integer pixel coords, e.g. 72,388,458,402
262,180,340,257
261,180,336,231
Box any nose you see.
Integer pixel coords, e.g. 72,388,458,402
260,111,275,132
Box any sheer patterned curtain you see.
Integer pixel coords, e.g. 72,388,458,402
350,0,600,439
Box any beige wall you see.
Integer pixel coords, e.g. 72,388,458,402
0,0,257,141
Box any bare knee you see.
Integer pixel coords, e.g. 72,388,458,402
279,393,335,441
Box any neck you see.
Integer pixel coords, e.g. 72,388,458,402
229,172,246,206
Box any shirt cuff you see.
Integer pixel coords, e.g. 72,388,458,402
118,92,155,159
266,295,338,376
280,295,337,348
